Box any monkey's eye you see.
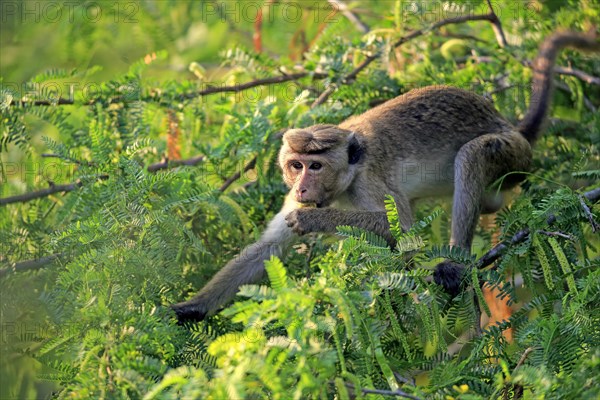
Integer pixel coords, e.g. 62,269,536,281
290,162,303,170
309,162,322,170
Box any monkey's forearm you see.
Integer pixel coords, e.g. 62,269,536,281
172,206,296,321
286,208,395,245
172,240,282,321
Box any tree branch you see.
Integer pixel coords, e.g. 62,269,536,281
0,254,61,278
180,72,327,100
502,347,535,400
327,0,370,33
485,0,508,47
522,60,600,87
147,155,205,172
554,65,600,86
9,72,329,107
579,194,599,232
0,154,210,205
476,187,600,269
0,175,108,206
343,382,421,400
313,11,502,106
219,157,257,192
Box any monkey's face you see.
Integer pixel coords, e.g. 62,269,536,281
282,155,335,207
279,126,363,207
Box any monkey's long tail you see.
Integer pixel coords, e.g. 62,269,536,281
518,31,600,144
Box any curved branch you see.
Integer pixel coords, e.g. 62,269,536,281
0,254,61,278
0,182,81,205
522,60,600,86
327,0,370,33
181,72,327,99
476,187,600,269
553,65,600,86
147,155,205,172
9,72,329,107
0,153,212,204
313,12,501,107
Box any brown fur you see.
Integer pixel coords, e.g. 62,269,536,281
172,31,599,321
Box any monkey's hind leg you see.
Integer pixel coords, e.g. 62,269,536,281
434,131,532,295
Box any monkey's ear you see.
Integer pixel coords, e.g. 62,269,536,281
347,134,364,165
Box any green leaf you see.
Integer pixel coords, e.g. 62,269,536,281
265,256,288,291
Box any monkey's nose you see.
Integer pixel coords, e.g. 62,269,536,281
296,188,307,199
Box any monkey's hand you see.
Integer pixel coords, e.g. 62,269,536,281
170,297,211,323
285,208,335,235
433,260,464,297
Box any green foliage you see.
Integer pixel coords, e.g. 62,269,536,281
1,1,600,399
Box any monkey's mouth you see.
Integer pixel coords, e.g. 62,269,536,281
298,201,319,208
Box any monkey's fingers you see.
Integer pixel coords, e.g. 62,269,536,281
433,261,465,297
170,301,208,324
285,209,307,235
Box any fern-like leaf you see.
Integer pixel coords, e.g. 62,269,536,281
265,256,288,291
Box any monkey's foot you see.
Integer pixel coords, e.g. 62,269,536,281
170,301,208,324
433,260,464,297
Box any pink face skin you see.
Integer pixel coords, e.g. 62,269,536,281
284,154,328,206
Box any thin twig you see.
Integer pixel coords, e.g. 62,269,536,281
514,347,535,370
554,65,600,86
0,154,209,205
502,347,535,400
579,194,599,232
536,230,575,240
313,12,501,106
217,129,285,191
219,157,257,192
327,0,370,33
344,382,421,400
522,59,600,86
181,72,326,99
393,371,415,386
553,80,596,112
485,0,508,47
147,155,205,172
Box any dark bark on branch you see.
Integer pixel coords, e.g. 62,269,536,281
181,72,327,99
476,187,600,269
313,11,504,107
9,72,328,107
343,382,421,400
522,60,600,86
147,155,205,172
502,347,534,400
0,254,61,278
219,157,257,193
0,154,208,205
0,175,108,206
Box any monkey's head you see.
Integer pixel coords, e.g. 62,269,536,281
279,124,364,207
